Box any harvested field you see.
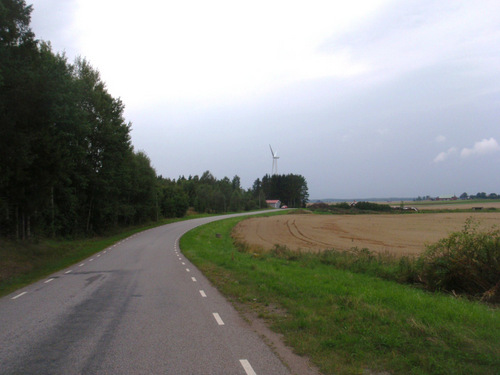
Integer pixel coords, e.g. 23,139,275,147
233,212,500,256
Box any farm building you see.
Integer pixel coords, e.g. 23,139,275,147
266,200,281,208
435,195,458,201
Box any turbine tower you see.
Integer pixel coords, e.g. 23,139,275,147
269,144,279,175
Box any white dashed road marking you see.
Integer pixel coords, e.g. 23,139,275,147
79,263,85,267
213,313,224,325
191,277,197,282
65,270,72,274
186,268,190,272
11,292,27,300
240,359,257,375
44,278,54,284
199,290,207,297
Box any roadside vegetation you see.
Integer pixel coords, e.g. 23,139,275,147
180,215,499,375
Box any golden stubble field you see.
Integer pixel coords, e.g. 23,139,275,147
233,212,500,256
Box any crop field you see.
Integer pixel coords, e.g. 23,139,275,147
233,212,500,256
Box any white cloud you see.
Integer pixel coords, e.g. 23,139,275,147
323,1,500,87
433,147,457,163
461,137,500,158
69,0,389,108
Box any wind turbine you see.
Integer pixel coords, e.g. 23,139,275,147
269,144,279,175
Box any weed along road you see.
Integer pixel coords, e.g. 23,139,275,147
0,211,290,375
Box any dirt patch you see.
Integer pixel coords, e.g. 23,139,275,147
233,213,500,256
236,305,321,375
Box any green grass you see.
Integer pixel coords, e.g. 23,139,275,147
180,216,500,375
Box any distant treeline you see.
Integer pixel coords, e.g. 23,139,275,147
460,192,500,200
0,1,308,239
415,192,500,201
308,202,392,213
159,172,308,217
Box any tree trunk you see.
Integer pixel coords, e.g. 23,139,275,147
15,206,19,240
21,211,25,240
86,196,93,234
51,186,55,237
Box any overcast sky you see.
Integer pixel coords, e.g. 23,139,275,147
29,0,500,199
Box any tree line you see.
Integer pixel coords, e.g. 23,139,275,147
256,174,309,208
1,0,159,237
415,192,500,201
0,0,309,239
460,192,500,200
158,171,309,217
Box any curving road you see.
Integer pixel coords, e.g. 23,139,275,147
0,211,291,374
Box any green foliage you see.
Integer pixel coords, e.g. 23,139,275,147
417,218,500,302
261,173,309,207
158,178,189,218
309,201,393,213
0,1,159,237
175,172,261,214
335,202,351,209
0,0,34,48
354,201,392,212
470,192,499,199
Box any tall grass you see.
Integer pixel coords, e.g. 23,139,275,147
180,217,500,375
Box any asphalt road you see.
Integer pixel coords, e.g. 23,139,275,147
0,211,291,375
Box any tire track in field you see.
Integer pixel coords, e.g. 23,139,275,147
286,219,333,248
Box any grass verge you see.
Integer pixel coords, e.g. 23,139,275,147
180,216,500,375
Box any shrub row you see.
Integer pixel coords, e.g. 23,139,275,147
308,201,393,213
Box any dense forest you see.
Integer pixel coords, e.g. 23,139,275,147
0,0,308,239
259,174,309,208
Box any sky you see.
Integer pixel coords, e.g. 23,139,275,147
29,0,500,199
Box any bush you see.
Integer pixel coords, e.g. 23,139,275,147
417,218,500,302
354,201,392,212
335,202,351,210
308,201,393,214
